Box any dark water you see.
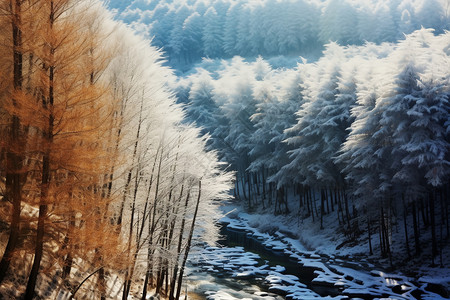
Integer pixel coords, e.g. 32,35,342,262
184,222,430,300
183,224,341,300
184,269,284,300
219,226,342,297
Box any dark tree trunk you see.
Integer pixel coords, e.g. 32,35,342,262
445,186,449,238
247,172,252,208
430,191,438,261
420,198,429,227
25,156,49,299
298,184,303,208
305,186,311,217
235,174,241,201
0,0,23,284
329,187,334,212
344,191,351,229
254,173,260,196
402,194,410,258
412,201,421,255
262,170,266,208
379,212,384,256
62,213,76,287
337,189,345,225
381,205,392,266
25,4,56,292
268,182,273,206
368,215,373,255
241,174,248,205
175,181,201,300
336,188,342,225
320,189,325,230
439,189,444,267
169,190,190,300
284,186,289,214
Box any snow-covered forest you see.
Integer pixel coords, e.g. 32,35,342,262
177,29,449,259
0,0,449,299
0,0,231,299
109,0,450,70
109,0,450,296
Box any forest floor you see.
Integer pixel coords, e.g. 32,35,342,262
219,199,450,299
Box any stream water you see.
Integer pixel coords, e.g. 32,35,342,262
183,221,429,300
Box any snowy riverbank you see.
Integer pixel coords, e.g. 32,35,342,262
195,204,450,300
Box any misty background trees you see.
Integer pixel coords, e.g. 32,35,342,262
108,0,450,70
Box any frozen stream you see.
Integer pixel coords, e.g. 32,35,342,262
184,254,284,300
182,216,446,300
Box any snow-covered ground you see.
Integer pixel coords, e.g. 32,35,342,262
188,203,449,300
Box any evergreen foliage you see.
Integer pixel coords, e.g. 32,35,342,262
108,0,450,70
178,28,449,259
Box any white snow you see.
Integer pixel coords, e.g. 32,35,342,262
209,206,450,300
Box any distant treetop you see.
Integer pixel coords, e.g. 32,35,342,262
107,0,450,70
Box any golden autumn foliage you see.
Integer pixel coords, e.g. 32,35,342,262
0,1,233,300
0,0,129,298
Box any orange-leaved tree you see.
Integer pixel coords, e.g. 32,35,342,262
0,0,127,298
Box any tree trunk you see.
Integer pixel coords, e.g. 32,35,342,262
335,188,341,225
381,205,392,267
320,189,325,230
169,189,190,300
309,188,315,222
445,187,449,238
261,170,266,208
430,191,437,261
344,191,351,229
412,201,421,255
284,186,289,214
305,186,310,217
268,182,272,206
420,198,429,227
329,187,334,212
241,174,248,205
175,181,201,300
402,194,410,258
439,189,444,267
0,0,23,283
62,213,76,287
247,172,252,208
25,154,49,299
379,211,384,256
142,144,164,297
368,215,373,255
25,3,56,292
254,173,260,196
235,174,241,201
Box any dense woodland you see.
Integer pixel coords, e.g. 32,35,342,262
0,0,231,299
0,0,449,299
176,29,450,265
109,0,450,70
112,0,448,284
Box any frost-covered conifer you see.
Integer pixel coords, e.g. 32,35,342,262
283,43,352,187
388,29,450,191
202,7,224,58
